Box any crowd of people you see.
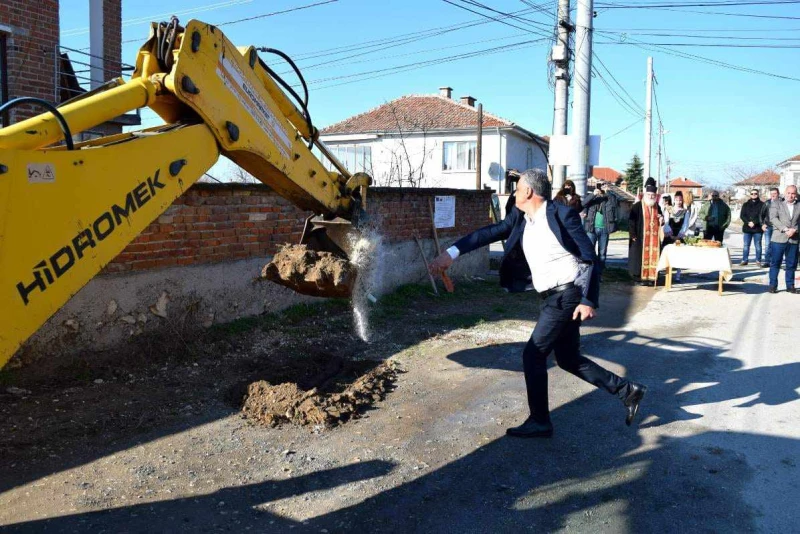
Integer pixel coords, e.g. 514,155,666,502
621,179,798,292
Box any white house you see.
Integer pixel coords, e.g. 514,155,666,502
318,87,549,192
778,153,800,191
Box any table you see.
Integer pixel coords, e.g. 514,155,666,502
656,244,733,295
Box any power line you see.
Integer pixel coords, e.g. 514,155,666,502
602,41,800,47
595,36,800,82
593,52,645,113
307,38,548,89
441,0,553,37
120,0,339,44
597,0,800,7
598,30,800,39
62,0,254,37
606,118,644,140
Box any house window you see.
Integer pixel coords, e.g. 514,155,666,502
526,147,533,169
443,141,477,171
794,172,800,186
324,144,372,173
0,33,9,127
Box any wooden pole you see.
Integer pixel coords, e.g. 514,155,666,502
476,103,483,190
414,235,440,296
428,198,455,292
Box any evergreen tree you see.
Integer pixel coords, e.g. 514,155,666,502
624,154,645,193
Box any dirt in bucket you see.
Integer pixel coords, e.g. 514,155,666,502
240,352,398,429
261,244,356,298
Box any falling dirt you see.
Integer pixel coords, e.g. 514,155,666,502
241,357,398,429
261,244,356,298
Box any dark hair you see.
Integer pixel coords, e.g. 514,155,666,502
770,187,780,194
673,191,683,198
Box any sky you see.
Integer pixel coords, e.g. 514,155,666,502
58,0,800,186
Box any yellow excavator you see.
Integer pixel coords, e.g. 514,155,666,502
0,18,371,368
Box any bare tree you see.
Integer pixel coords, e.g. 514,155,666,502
229,166,260,184
372,101,443,188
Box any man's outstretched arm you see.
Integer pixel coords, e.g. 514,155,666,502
430,209,518,275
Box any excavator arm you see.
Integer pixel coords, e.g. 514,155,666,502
0,19,370,368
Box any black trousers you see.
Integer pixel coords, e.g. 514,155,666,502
704,225,724,242
523,285,629,423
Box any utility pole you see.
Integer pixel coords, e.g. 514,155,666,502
643,57,654,186
476,103,483,190
551,0,573,192
569,0,594,198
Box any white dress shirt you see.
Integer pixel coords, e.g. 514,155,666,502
788,201,796,220
446,202,588,296
521,202,581,292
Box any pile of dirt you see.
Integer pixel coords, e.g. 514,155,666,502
261,244,356,298
241,360,397,429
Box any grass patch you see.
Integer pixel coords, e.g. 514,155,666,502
431,314,486,329
610,230,629,241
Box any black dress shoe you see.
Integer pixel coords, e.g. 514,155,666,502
769,287,778,294
623,383,647,427
506,417,554,438
789,288,799,294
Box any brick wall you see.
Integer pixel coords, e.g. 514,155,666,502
105,185,493,274
1,0,59,121
103,0,121,79
1,0,123,129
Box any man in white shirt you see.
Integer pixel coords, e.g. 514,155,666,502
767,185,800,293
430,169,647,438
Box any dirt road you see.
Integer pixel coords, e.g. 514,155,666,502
1,260,798,532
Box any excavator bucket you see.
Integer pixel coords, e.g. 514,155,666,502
261,215,364,299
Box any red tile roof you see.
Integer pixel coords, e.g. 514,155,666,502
668,177,703,188
320,94,517,134
734,170,780,186
592,167,622,182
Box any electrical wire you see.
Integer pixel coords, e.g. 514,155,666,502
596,35,800,81
597,0,800,7
120,0,339,44
606,118,644,140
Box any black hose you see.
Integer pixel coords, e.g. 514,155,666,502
0,97,75,150
257,50,316,149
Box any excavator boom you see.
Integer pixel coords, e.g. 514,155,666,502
0,19,371,368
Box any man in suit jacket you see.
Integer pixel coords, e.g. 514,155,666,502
767,185,800,293
429,169,647,438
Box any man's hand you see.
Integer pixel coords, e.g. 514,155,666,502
572,304,596,321
762,224,768,231
429,252,454,275
787,228,797,238
748,221,755,228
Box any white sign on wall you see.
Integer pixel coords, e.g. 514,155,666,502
434,196,456,228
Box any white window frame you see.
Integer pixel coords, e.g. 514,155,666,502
442,140,477,172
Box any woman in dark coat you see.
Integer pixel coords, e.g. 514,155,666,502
554,179,583,212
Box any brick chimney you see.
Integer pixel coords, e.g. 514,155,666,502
460,95,476,107
439,86,452,98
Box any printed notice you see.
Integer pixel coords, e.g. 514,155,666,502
434,195,455,228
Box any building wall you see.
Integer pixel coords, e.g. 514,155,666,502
779,161,800,191
0,0,123,130
321,129,547,192
0,0,59,121
15,185,493,364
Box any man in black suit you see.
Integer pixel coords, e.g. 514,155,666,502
430,169,647,438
